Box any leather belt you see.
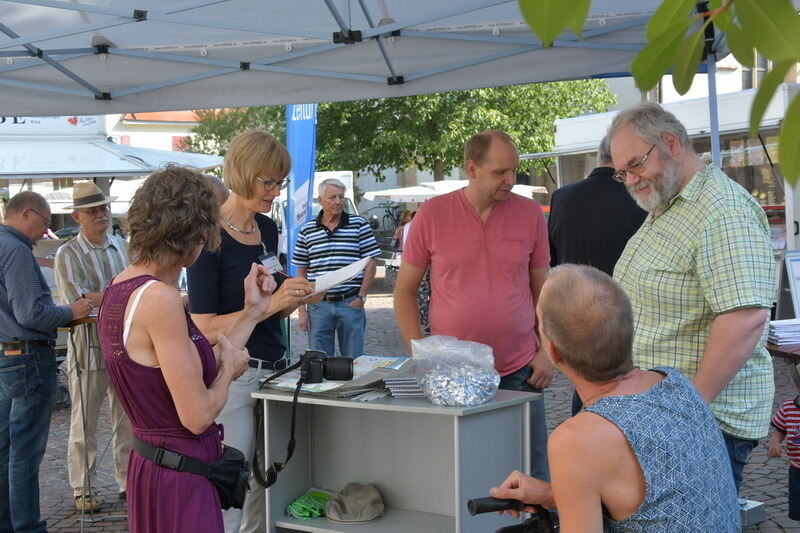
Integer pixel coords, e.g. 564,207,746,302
0,339,55,357
248,359,278,370
322,289,359,302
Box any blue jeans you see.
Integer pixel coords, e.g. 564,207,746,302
722,431,757,495
499,365,550,482
0,348,57,533
306,296,366,359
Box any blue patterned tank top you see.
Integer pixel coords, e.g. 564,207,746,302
584,367,740,532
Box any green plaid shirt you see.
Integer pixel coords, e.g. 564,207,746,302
614,165,775,439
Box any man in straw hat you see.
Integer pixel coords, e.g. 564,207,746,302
54,182,132,511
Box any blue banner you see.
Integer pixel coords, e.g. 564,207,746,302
285,103,318,276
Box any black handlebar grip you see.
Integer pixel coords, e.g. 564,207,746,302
467,497,524,515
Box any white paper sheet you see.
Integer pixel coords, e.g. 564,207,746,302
311,257,370,295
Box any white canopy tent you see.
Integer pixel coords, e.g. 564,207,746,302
420,179,547,197
0,115,223,181
37,177,146,214
363,185,438,203
363,179,547,202
0,1,664,116
4,2,797,174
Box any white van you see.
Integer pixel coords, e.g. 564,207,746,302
268,171,360,267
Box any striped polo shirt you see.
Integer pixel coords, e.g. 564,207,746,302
772,397,800,470
54,232,129,370
292,211,380,295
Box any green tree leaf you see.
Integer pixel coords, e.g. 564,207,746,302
723,22,755,67
518,0,571,47
631,20,690,91
779,94,800,185
188,82,616,181
735,0,800,62
646,0,695,41
749,60,793,138
671,28,705,95
566,0,591,38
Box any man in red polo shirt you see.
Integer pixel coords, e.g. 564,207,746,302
394,130,552,480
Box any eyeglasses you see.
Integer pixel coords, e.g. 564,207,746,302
78,205,110,215
30,208,51,228
255,177,291,191
612,144,656,183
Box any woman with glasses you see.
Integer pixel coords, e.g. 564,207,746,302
186,130,316,533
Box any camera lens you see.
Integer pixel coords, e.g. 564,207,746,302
323,357,354,381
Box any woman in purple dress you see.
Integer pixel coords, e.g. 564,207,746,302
97,166,276,533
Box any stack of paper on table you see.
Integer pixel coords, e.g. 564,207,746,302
769,319,800,345
384,372,426,398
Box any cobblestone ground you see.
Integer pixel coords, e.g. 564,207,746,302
39,269,800,531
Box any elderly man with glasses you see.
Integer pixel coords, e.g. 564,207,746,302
53,182,132,511
609,102,775,494
0,191,93,532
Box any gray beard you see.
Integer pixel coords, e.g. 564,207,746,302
627,157,682,214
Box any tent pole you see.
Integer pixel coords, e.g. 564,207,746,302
706,55,721,167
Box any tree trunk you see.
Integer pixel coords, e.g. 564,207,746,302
433,159,445,181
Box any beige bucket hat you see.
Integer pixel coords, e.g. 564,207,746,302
64,182,116,210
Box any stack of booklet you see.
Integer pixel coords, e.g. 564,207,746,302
384,372,426,399
768,319,800,345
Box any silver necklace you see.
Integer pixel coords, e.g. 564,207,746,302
221,215,256,235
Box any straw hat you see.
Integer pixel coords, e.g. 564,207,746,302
64,182,116,210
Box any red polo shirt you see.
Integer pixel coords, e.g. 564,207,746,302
403,188,550,376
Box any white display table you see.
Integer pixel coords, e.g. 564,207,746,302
252,388,537,533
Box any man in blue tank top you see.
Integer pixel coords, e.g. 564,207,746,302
490,265,740,532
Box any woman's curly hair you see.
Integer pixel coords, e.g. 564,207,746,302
127,165,221,266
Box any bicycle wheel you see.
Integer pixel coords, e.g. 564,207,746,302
383,213,397,231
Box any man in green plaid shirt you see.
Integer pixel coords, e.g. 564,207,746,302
608,102,775,494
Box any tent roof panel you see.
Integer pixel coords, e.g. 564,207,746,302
0,0,663,115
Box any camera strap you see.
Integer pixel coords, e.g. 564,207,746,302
253,376,303,489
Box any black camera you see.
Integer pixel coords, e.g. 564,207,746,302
299,350,354,384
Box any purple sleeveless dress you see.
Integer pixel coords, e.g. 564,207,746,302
97,275,224,533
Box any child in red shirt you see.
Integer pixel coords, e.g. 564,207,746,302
769,391,800,520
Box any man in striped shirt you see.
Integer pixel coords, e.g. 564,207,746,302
54,182,132,511
293,178,381,358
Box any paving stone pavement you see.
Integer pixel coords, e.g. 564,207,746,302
38,269,800,531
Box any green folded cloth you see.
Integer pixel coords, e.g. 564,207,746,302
287,489,331,521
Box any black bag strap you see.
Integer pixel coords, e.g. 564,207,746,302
253,376,303,489
133,437,211,478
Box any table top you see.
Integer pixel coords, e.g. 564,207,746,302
65,316,97,327
253,388,537,416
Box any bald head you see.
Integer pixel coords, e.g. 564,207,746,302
539,265,634,382
3,191,51,242
5,191,48,217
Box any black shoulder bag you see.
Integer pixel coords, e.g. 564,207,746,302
133,438,250,510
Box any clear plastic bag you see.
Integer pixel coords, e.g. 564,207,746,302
411,335,500,406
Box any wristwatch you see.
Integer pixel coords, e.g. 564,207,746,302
355,294,366,302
